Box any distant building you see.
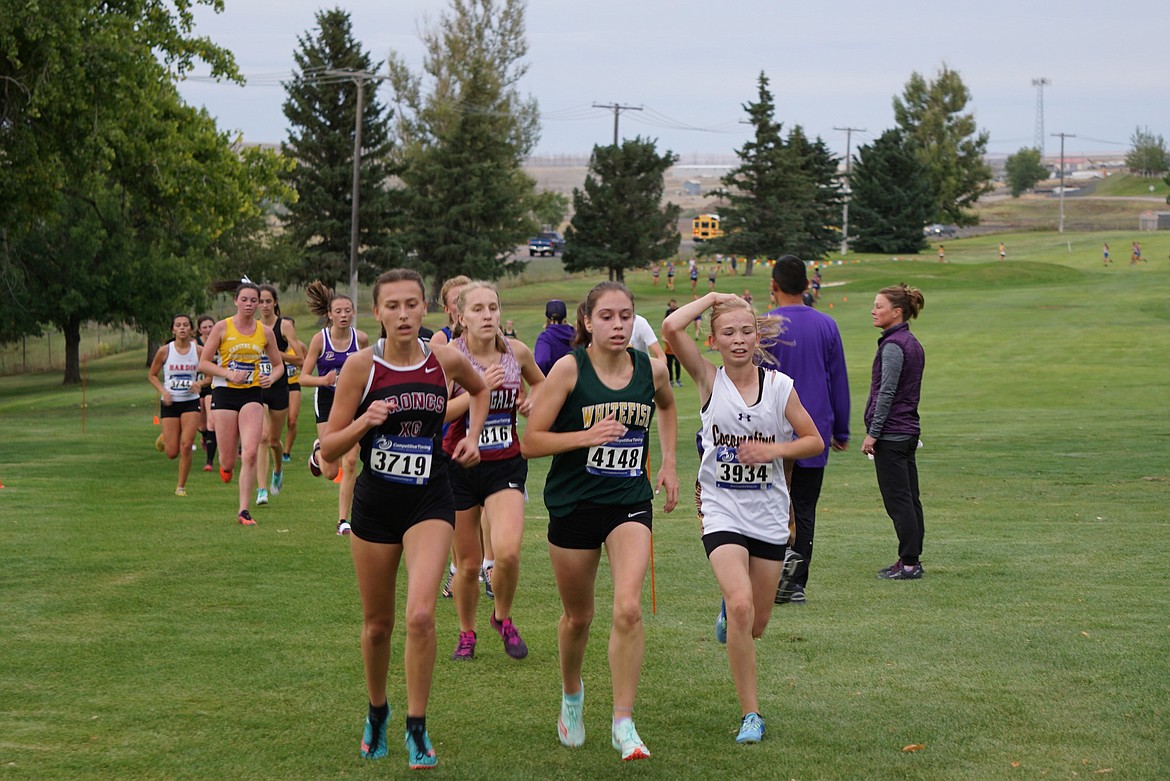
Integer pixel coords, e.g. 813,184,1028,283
683,179,702,195
1138,211,1170,231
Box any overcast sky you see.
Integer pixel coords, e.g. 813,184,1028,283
177,0,1170,162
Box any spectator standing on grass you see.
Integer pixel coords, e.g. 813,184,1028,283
520,281,679,762
664,300,683,387
766,256,851,605
938,244,946,263
1103,242,1111,265
861,284,927,581
662,291,822,744
534,299,575,376
148,314,202,497
320,268,488,770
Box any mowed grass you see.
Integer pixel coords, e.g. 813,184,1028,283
2,234,1169,780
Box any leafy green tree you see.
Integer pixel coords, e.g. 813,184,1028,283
281,9,405,289
849,129,933,254
1004,147,1049,197
388,0,542,304
563,138,680,283
0,1,292,382
893,65,992,225
1125,126,1169,177
533,191,571,231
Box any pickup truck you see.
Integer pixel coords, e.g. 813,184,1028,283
528,231,564,257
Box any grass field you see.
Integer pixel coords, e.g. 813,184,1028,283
2,231,1169,780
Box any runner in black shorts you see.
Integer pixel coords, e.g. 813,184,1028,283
320,268,488,769
195,315,217,471
255,285,302,506
520,281,679,762
148,314,203,496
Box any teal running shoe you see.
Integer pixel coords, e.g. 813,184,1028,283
360,713,388,759
715,599,727,644
270,468,283,496
736,712,765,744
405,727,437,769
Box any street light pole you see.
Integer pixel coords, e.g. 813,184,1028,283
1051,131,1075,234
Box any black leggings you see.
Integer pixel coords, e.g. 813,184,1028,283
665,354,681,382
873,438,924,565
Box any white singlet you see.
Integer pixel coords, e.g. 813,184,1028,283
162,341,201,403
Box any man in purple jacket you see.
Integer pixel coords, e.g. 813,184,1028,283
533,299,575,376
765,256,851,604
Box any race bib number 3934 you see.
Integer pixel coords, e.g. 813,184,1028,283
713,445,772,490
587,431,645,478
370,436,433,485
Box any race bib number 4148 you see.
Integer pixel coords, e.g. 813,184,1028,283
587,431,645,478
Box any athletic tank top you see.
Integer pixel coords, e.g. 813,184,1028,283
357,340,449,486
544,347,656,517
215,317,267,389
273,316,299,385
697,367,795,544
442,336,521,461
316,327,358,382
162,341,200,402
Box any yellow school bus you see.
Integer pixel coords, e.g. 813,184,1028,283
692,213,723,243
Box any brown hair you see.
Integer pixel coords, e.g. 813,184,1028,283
372,269,427,339
305,280,354,324
878,283,925,320
573,300,590,347
439,275,472,323
707,295,781,367
452,281,509,354
258,284,282,317
574,281,634,348
196,315,215,330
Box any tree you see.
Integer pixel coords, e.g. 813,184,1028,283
1003,147,1049,197
0,1,292,382
703,73,840,270
1125,126,1169,177
388,0,542,304
893,64,992,225
562,138,680,283
281,9,405,288
849,129,933,254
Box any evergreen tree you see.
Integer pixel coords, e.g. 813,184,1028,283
388,0,541,304
784,125,844,259
281,9,404,288
563,138,680,283
893,64,992,225
849,129,933,254
1004,147,1049,197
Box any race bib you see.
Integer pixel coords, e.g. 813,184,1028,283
370,435,433,485
713,446,772,490
228,360,256,384
258,358,273,378
168,373,195,392
286,364,300,381
587,431,645,478
478,412,514,451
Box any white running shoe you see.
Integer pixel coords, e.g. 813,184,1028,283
558,683,584,748
336,519,352,536
611,718,650,760
256,488,269,505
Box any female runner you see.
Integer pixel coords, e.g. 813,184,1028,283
662,292,822,744
147,314,203,496
320,268,487,769
195,315,217,471
301,281,369,535
520,281,679,762
197,282,285,525
254,285,303,504
282,318,304,463
443,282,545,662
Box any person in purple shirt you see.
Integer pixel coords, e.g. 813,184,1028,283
533,299,575,376
765,256,851,604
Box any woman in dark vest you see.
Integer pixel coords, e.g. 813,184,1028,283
860,284,927,580
521,281,679,762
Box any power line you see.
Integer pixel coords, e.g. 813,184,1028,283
834,126,865,255
592,102,642,146
1051,132,1076,234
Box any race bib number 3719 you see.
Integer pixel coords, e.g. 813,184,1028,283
370,436,433,485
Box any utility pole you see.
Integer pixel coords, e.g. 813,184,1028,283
1051,131,1075,233
324,69,386,303
1032,77,1050,155
834,126,865,255
593,102,643,146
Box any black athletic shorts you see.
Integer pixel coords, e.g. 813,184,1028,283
548,500,653,550
350,466,456,545
450,455,527,511
199,382,212,399
261,375,290,411
211,386,263,412
160,398,201,419
702,531,786,561
314,388,335,424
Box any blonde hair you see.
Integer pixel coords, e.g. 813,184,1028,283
439,275,472,322
708,295,782,367
452,281,509,354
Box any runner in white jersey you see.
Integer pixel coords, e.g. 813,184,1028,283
147,314,204,496
662,291,821,746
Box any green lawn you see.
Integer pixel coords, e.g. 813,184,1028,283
2,235,1169,780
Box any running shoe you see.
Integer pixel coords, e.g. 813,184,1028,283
880,562,924,580
360,713,389,759
558,683,584,747
174,486,187,497
775,548,805,605
483,565,495,600
202,463,214,472
735,712,765,744
308,439,322,477
154,433,165,452
270,469,283,497
715,599,727,644
282,453,291,464
256,487,269,505
877,558,903,577
238,509,256,526
219,466,233,484
405,727,437,769
611,718,650,761
440,569,454,599
450,630,476,661
337,519,352,536
490,614,529,659
786,584,807,605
